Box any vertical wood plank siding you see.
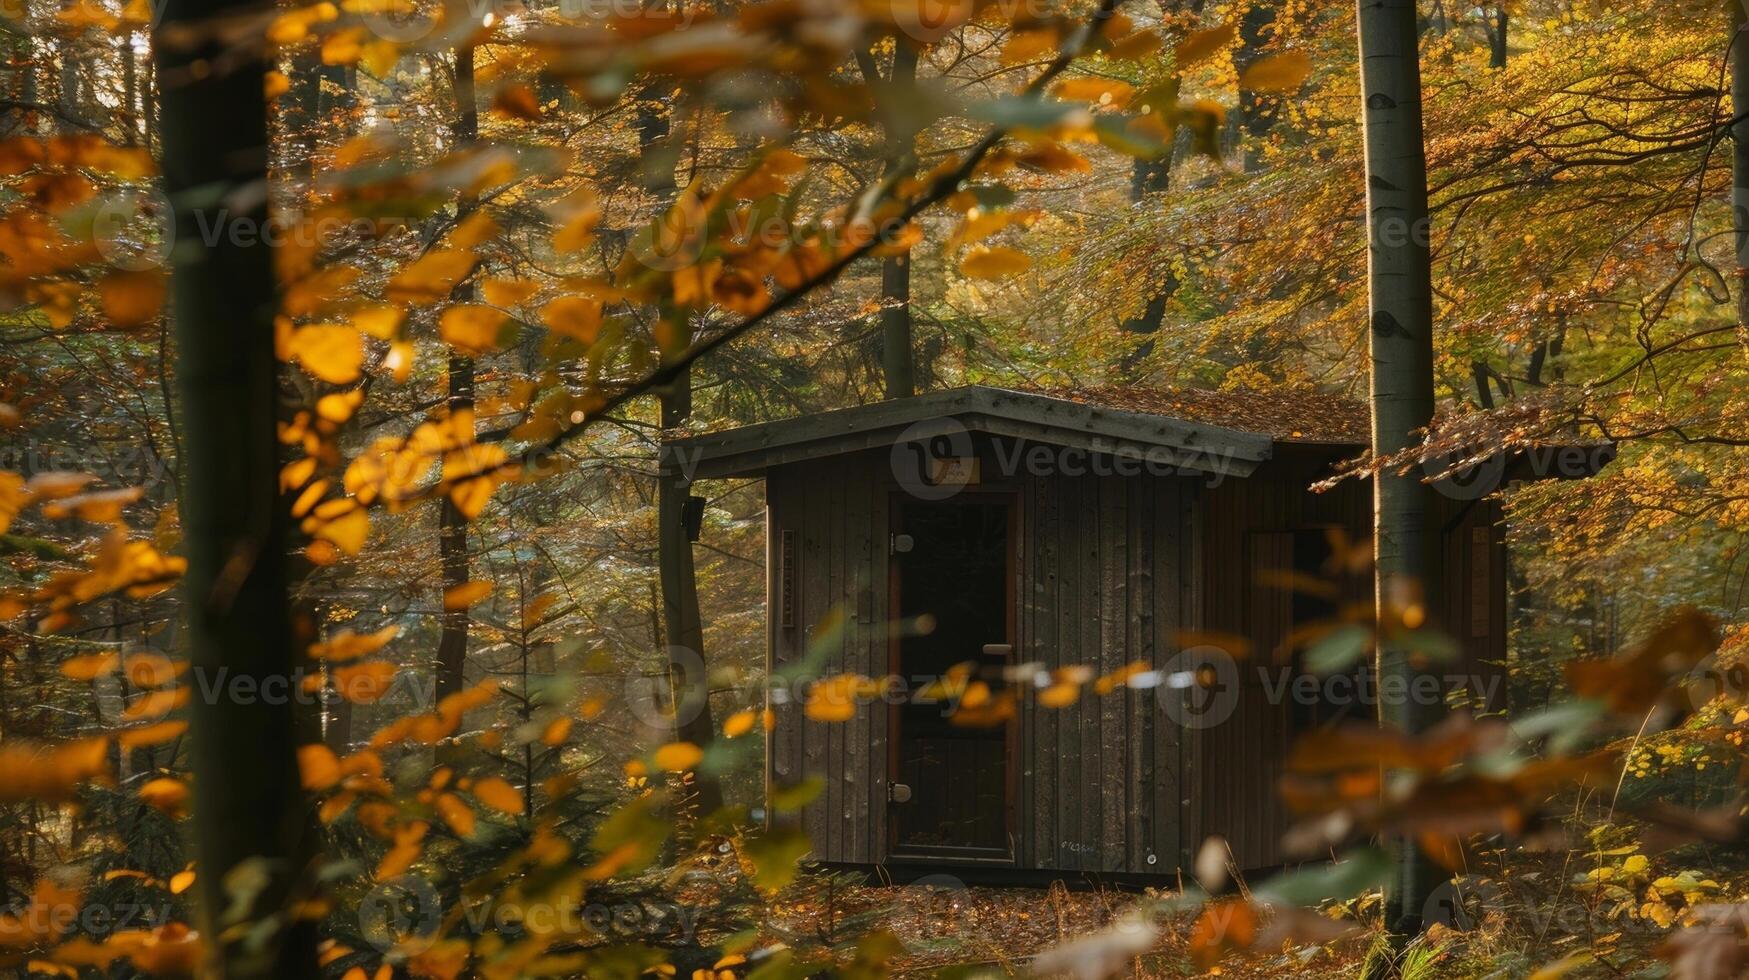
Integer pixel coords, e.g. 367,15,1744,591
762,444,1453,877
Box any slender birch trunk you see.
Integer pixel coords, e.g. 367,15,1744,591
1356,0,1446,938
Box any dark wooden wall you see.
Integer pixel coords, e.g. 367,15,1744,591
760,441,1508,876
1194,451,1371,871
1017,469,1196,874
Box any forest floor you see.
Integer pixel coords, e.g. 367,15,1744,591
770,879,1373,977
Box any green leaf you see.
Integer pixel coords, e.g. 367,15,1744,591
968,95,1086,131
1253,847,1391,907
744,827,812,892
1305,623,1371,674
768,776,825,813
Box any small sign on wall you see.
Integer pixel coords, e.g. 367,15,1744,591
928,457,980,488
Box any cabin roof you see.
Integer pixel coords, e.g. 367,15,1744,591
667,384,1367,481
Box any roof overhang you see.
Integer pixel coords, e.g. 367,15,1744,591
665,386,1281,481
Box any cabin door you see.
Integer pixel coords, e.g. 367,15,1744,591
888,495,1016,861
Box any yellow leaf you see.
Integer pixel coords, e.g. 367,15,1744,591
299,743,342,790
61,652,119,681
652,741,702,771
959,246,1033,280
122,687,188,721
1238,51,1312,93
1051,77,1134,107
1000,27,1057,65
1038,682,1080,708
169,869,195,895
387,248,474,304
138,777,189,814
123,651,180,687
435,792,476,837
443,580,493,610
334,661,397,704
353,306,403,340
470,775,525,815
439,304,508,356
97,271,165,329
482,278,539,308
723,710,756,738
308,506,369,555
541,295,604,343
542,716,572,745
1174,22,1235,69
118,719,188,749
289,324,364,384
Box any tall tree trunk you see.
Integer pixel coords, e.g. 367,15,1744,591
154,0,317,972
1733,1,1749,328
1235,1,1280,172
658,373,723,814
878,42,919,399
436,45,477,704
640,85,723,813
1487,6,1508,68
1356,0,1445,939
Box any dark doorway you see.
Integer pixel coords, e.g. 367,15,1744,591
889,496,1015,859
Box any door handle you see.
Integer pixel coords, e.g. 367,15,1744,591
981,644,1013,659
889,783,912,803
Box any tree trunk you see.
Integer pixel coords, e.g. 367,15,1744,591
658,371,724,814
1356,0,1446,939
1488,7,1508,68
1236,1,1280,172
1733,1,1749,327
878,42,919,399
436,46,477,705
153,0,318,970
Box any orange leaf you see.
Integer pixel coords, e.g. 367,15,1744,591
288,324,364,384
435,792,476,837
652,741,702,771
1238,50,1312,93
1174,22,1235,69
118,720,187,749
959,246,1033,280
470,775,525,815
334,661,397,704
443,580,493,610
299,743,342,790
61,652,119,681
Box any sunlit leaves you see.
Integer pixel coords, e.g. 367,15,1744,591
287,323,365,384
959,245,1033,279
438,304,512,356
651,741,701,771
1240,51,1314,93
443,580,493,610
469,775,524,815
137,777,189,816
299,744,342,790
1174,22,1236,69
0,738,110,801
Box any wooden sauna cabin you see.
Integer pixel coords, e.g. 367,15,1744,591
667,385,1570,878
